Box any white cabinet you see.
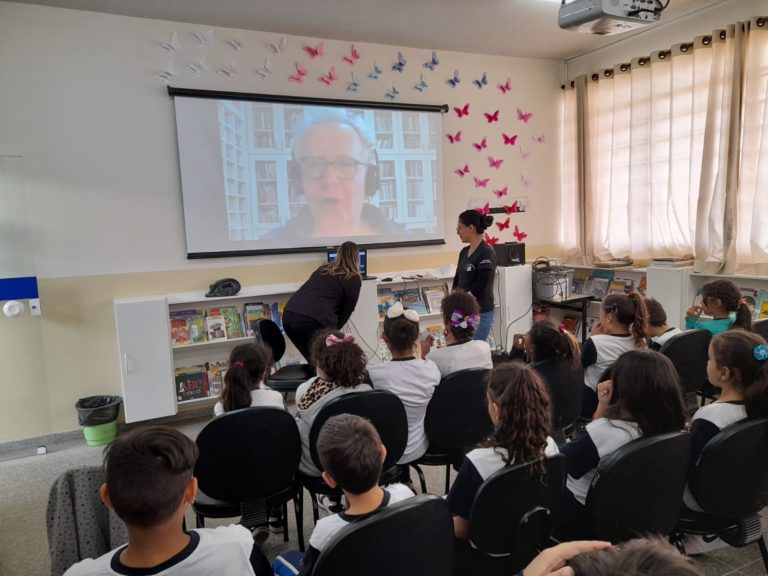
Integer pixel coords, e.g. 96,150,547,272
496,265,534,348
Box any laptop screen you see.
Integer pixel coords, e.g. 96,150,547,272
327,248,367,277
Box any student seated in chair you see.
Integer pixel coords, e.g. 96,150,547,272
64,426,271,576
297,414,414,575
645,298,682,351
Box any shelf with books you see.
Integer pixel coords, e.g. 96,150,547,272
172,335,253,351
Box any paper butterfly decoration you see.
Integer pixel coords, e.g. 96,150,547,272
455,163,470,177
504,200,526,214
255,58,272,79
496,217,511,231
414,75,428,92
446,69,461,88
484,110,499,124
488,157,503,169
368,62,382,80
343,44,361,65
446,131,462,144
191,28,214,47
392,51,406,73
159,32,181,54
502,133,518,146
319,66,338,86
472,138,487,151
498,78,512,94
517,108,534,123
227,39,243,52
519,148,532,161
473,72,488,89
475,202,490,215
454,104,470,118
289,62,308,83
513,225,528,242
187,55,210,75
532,134,547,144
156,61,177,82
217,64,237,77
385,83,400,101
474,177,490,188
485,233,500,246
304,42,324,59
424,51,439,71
520,175,533,188
266,37,287,55
347,73,361,93
493,186,509,198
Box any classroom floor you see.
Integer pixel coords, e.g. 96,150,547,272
0,416,765,576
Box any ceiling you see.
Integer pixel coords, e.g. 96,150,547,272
5,0,718,60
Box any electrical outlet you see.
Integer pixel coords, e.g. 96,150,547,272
29,299,41,316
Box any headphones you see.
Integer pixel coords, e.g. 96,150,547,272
288,149,380,198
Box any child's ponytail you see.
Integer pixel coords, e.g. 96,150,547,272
732,300,753,331
628,292,649,348
747,346,768,418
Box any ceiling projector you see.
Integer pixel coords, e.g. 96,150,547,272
559,0,664,35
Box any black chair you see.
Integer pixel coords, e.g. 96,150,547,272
311,495,454,576
672,418,768,571
658,329,711,415
302,390,408,523
192,407,305,551
254,318,315,392
532,359,583,445
586,431,691,542
463,455,567,575
409,369,493,494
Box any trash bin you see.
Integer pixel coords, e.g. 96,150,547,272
75,396,122,446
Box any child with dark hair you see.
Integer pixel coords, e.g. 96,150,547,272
446,362,559,541
557,350,687,540
298,414,414,575
214,343,283,416
567,537,703,576
64,426,270,576
368,302,441,465
581,292,649,416
421,290,493,377
295,329,371,476
646,298,682,351
686,279,752,334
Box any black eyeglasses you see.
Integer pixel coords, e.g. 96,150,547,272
298,156,368,180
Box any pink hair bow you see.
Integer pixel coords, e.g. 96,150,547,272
450,310,480,329
326,333,355,347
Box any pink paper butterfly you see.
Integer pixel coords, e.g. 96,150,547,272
289,62,307,83
484,233,499,246
532,134,547,144
496,217,511,231
498,78,512,94
513,225,528,242
455,163,470,177
517,108,533,123
503,202,518,214
446,131,462,144
303,42,324,59
520,175,533,188
472,138,487,151
474,177,490,188
319,66,338,86
519,147,532,161
475,202,490,215
502,134,518,146
493,186,508,198
489,156,503,169
342,44,360,65
454,103,470,118
484,110,500,123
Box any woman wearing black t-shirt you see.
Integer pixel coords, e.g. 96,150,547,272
453,210,497,342
283,241,362,362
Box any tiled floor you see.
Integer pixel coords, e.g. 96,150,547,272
0,416,765,576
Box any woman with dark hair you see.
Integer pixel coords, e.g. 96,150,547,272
453,210,497,342
282,241,362,362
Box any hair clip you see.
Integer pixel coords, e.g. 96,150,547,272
450,310,480,329
728,311,737,323
326,333,355,347
233,360,244,368
754,344,768,362
386,301,419,322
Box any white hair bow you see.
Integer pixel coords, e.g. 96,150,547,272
386,301,420,322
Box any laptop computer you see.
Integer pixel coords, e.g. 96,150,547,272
326,247,374,280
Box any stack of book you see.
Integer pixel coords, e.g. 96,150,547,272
377,283,449,319
651,256,694,267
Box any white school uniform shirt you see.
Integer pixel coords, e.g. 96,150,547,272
427,340,493,378
368,358,441,463
213,388,284,416
582,334,637,391
651,327,683,350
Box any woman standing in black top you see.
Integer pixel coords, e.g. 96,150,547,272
283,241,362,362
453,210,497,342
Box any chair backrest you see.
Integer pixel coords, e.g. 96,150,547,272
308,389,408,474
254,318,286,363
532,359,583,431
754,319,768,341
312,495,454,576
689,417,768,520
469,454,566,558
658,329,712,394
586,431,690,542
424,369,493,453
195,407,300,501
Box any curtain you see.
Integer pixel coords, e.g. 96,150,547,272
563,17,768,272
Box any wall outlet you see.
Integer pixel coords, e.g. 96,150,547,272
29,298,41,316
36,446,47,455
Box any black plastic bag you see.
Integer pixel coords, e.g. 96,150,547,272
75,396,122,426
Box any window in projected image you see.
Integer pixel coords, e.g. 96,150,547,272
217,102,440,242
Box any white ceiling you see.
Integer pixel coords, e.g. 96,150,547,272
5,0,718,60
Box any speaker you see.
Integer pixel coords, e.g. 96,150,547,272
494,242,526,266
288,150,380,198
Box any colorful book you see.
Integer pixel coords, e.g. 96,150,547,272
244,302,270,336
378,288,396,320
206,361,227,398
756,290,768,320
170,317,191,346
170,309,207,344
739,287,759,318
271,301,287,331
175,365,209,402
395,288,429,315
205,314,228,341
209,306,244,339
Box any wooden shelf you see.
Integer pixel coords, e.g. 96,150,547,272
172,336,252,351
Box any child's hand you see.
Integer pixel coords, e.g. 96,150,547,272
686,305,702,319
523,541,612,576
590,321,606,335
597,379,613,405
419,333,434,357
512,333,526,350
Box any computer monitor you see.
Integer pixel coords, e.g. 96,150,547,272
327,247,368,278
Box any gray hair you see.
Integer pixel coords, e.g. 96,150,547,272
291,107,376,159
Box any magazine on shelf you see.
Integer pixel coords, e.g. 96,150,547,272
739,287,759,318
209,306,244,339
175,365,210,402
395,288,429,315
243,302,270,336
421,283,448,314
378,288,396,320
271,301,287,331
205,314,228,342
206,361,227,398
756,290,768,320
169,309,207,344
170,317,191,346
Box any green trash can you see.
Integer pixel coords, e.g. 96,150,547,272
75,396,122,446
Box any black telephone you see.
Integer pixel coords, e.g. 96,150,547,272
205,278,241,298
